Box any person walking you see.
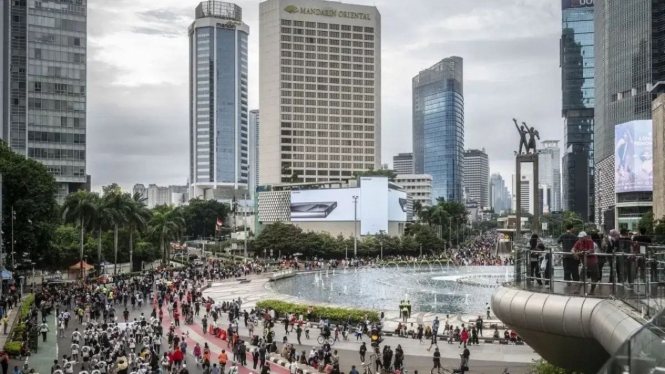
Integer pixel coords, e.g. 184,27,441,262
359,342,367,363
573,231,600,294
252,347,259,370
296,324,302,345
430,348,442,374
529,234,543,285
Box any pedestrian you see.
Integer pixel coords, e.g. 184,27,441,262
40,322,49,342
558,224,580,282
0,351,8,374
296,324,302,345
485,303,491,320
359,342,366,363
430,348,441,374
1,316,7,335
252,347,259,370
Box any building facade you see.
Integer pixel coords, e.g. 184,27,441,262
1,0,88,201
138,184,189,209
249,109,260,198
258,0,382,184
594,0,654,230
392,152,413,174
561,0,595,221
394,174,432,220
463,149,488,208
413,57,464,202
189,1,250,199
538,140,562,212
654,94,665,219
490,173,508,214
512,173,535,215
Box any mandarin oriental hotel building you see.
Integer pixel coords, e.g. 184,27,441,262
259,0,381,184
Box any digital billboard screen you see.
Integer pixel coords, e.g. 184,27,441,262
615,120,653,193
360,177,388,235
290,188,356,221
388,189,407,222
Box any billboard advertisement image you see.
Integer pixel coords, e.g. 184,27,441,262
360,177,388,235
615,120,653,193
290,188,357,221
388,189,408,222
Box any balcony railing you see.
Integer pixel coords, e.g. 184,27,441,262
512,244,665,318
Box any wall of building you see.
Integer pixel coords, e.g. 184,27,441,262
291,221,404,238
654,94,665,219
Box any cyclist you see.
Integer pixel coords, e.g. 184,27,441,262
322,323,331,341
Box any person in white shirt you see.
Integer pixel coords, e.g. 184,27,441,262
289,359,298,374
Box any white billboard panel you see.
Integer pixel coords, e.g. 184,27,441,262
388,189,408,221
360,177,388,234
290,188,357,221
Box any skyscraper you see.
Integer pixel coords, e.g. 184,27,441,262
258,0,382,184
490,173,506,213
249,109,260,198
2,0,88,201
189,1,249,199
538,140,562,212
463,149,488,208
413,57,464,202
561,0,594,221
595,0,656,230
392,152,413,174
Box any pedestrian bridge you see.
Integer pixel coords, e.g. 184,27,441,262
491,246,665,373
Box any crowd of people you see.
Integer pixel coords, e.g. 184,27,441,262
448,232,510,267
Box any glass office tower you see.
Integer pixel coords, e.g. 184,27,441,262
189,1,249,197
2,0,88,201
413,57,464,202
561,0,594,221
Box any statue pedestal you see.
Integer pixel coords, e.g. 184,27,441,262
515,154,540,239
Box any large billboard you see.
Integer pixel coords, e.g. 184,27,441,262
360,177,388,235
388,189,408,222
615,120,653,193
290,188,356,221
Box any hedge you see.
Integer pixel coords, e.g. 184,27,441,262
4,294,36,356
256,300,379,324
3,341,21,356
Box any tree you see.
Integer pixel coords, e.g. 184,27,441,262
253,222,304,256
638,211,655,235
125,192,151,271
149,206,185,263
90,193,109,264
102,190,131,274
413,201,423,221
0,142,59,268
62,191,97,278
181,198,231,239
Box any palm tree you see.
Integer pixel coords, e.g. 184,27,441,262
149,207,185,264
125,192,151,270
102,190,130,275
89,193,108,266
61,191,97,279
413,201,423,221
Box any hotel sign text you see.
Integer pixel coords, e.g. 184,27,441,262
284,5,371,20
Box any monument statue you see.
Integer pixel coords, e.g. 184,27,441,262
513,119,540,154
514,118,528,154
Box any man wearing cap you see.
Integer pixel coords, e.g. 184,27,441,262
573,231,600,294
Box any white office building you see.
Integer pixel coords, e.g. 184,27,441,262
258,0,382,184
134,184,189,209
463,149,489,209
394,174,432,221
538,140,562,212
249,109,260,199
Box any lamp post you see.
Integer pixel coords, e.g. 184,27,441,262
243,192,248,259
11,206,15,270
31,261,35,293
353,196,359,258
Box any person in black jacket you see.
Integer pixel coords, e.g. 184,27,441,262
558,224,579,282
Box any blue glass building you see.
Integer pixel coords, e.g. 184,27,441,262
412,57,464,202
189,1,249,196
561,0,595,221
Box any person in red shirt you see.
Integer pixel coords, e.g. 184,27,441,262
459,328,469,348
172,347,184,369
573,231,600,294
174,309,180,327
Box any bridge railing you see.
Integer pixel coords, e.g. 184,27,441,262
512,244,665,317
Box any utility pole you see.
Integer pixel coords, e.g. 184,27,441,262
380,242,383,260
353,195,359,258
11,206,15,270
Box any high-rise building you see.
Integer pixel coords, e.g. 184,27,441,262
490,173,507,213
249,109,260,198
595,0,657,230
1,0,88,201
393,153,413,174
258,0,382,184
512,173,535,215
413,57,464,202
561,0,594,221
189,1,250,199
133,184,147,201
463,149,488,208
394,174,432,221
538,141,562,212
141,184,189,209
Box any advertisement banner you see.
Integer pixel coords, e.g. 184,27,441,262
290,188,357,221
615,120,653,193
360,177,388,235
388,189,408,222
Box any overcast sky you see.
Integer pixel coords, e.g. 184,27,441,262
87,0,562,193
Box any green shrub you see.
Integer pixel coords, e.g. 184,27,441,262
256,300,379,323
529,359,580,374
3,341,21,357
20,294,35,320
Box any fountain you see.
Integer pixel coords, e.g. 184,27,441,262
325,269,329,278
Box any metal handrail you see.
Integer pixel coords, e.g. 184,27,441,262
510,244,665,316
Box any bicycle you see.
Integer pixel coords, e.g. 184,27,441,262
316,334,335,346
361,362,373,374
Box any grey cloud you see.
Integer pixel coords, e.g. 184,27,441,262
131,26,183,38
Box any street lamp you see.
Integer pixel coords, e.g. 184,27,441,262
352,196,359,258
